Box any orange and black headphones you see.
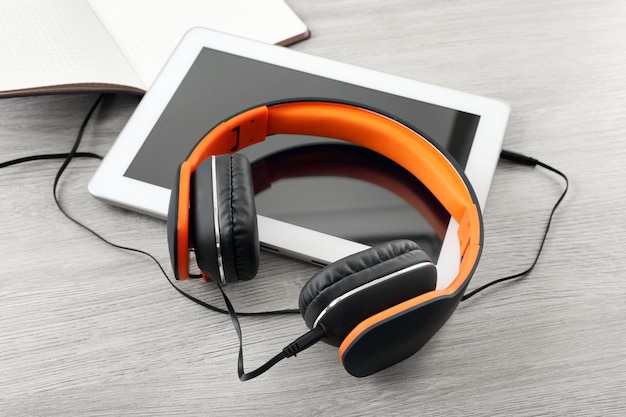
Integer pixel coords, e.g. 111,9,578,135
167,99,483,379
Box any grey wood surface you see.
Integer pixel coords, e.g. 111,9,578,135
2,0,626,415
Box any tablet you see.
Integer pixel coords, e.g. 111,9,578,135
89,28,509,289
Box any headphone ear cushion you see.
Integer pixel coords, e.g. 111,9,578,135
191,154,259,283
298,240,437,346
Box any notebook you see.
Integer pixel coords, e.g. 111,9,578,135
0,0,309,97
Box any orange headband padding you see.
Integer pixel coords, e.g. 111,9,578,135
266,102,472,223
175,101,480,295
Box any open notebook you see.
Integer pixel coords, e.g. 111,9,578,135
0,0,309,97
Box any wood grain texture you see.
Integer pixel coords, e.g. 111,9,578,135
1,1,626,415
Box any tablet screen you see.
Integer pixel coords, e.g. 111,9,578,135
124,47,480,261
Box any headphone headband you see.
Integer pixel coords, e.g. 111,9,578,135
175,100,481,279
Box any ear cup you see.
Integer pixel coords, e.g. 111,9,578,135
299,240,437,346
191,154,259,283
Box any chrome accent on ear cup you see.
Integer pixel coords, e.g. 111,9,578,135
211,156,227,284
312,261,433,329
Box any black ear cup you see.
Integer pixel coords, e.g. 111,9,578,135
298,240,437,346
191,154,259,283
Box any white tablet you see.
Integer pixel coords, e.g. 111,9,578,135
89,27,509,289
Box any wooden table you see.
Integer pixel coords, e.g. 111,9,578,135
2,1,625,415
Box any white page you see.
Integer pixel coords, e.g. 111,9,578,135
0,0,144,94
87,0,308,89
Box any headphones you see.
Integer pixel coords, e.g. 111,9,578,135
167,99,483,378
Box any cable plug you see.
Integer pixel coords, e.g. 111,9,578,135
282,326,326,358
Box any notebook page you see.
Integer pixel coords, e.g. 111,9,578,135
0,0,144,95
87,0,309,89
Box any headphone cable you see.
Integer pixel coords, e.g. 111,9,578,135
1,94,298,317
216,280,326,381
461,150,569,301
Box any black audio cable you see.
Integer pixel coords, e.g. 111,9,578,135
461,150,569,301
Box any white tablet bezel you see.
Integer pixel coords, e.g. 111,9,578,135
89,27,509,289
